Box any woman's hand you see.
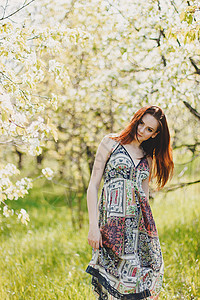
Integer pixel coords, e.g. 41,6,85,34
88,226,103,250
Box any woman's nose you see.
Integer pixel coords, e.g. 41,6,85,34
140,126,145,133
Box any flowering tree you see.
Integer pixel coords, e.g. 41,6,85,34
0,0,90,224
0,0,199,226
38,0,200,189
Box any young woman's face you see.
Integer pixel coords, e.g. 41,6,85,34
136,113,159,143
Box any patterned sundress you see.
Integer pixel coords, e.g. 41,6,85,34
86,138,164,300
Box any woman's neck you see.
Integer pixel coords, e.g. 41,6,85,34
129,138,141,148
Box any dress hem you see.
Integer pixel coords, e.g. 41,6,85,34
86,265,151,300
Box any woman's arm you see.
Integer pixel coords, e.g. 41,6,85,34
142,156,152,200
141,177,150,201
87,135,116,250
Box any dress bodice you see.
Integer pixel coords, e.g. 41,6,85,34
103,142,150,185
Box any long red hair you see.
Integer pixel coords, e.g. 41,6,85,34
110,105,174,189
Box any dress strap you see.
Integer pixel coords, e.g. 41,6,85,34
103,139,119,173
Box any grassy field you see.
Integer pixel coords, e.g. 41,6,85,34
0,182,199,299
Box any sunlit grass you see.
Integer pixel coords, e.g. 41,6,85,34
0,182,199,299
0,205,94,299
153,183,200,299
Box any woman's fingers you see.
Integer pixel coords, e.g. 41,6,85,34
94,242,99,250
87,229,102,249
88,238,99,249
88,239,101,250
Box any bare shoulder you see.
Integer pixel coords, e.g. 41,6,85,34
99,133,119,155
89,134,119,189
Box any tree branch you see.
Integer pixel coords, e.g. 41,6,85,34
0,0,36,21
170,0,179,13
173,142,200,150
189,57,200,75
183,101,200,120
105,0,139,32
175,154,200,165
161,179,200,192
1,0,9,19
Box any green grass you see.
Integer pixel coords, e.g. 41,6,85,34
0,205,94,300
152,183,200,300
0,183,200,299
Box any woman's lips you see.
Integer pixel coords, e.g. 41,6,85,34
137,133,142,137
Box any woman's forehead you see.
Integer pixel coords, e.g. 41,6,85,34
141,113,159,130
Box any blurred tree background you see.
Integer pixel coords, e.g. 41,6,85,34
0,0,199,299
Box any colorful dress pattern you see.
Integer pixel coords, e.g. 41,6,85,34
86,139,164,300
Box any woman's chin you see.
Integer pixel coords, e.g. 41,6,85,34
137,134,143,141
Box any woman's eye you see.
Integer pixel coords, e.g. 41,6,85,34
148,128,153,132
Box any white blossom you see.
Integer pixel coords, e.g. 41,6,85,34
42,168,54,180
17,209,30,225
3,206,14,218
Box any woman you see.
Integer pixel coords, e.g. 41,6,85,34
86,105,174,300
